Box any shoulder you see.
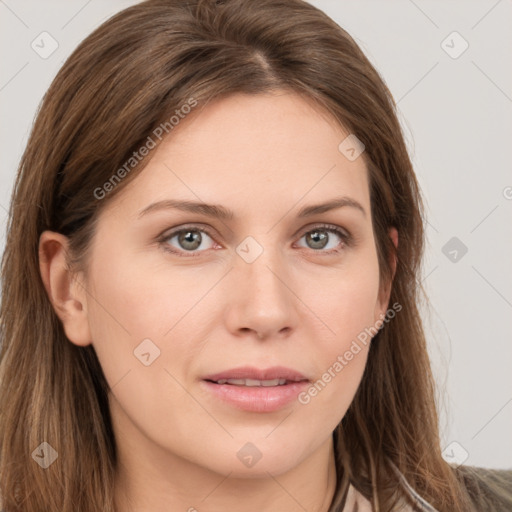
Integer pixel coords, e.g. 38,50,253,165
454,464,512,511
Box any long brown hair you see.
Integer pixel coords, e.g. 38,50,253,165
0,1,504,511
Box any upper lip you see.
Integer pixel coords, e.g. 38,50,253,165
203,366,309,383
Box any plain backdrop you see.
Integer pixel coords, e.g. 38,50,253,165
0,0,511,469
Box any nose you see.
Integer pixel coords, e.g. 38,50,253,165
223,242,299,341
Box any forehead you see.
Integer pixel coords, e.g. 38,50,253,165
105,92,370,221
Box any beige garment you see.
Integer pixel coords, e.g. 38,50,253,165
338,462,442,512
341,482,425,512
341,483,372,511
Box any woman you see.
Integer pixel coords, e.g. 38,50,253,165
0,0,510,511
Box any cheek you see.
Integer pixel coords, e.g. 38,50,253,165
84,249,213,451
312,248,381,346
86,238,218,341
84,242,200,388
84,239,234,430
295,252,380,414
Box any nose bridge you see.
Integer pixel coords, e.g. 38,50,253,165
227,233,298,337
237,233,288,299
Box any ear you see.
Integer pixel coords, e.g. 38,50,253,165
374,227,398,321
38,230,92,346
389,226,398,280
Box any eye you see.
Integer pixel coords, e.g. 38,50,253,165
295,224,351,254
158,225,217,257
157,223,351,258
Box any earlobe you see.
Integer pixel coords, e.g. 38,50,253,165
38,230,92,346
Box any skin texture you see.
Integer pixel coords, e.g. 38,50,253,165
39,91,397,511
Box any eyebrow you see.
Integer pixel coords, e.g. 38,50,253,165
137,196,366,220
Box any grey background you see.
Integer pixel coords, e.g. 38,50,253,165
1,0,510,469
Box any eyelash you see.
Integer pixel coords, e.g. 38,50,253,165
157,223,352,258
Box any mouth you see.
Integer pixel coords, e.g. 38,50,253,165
206,378,300,387
201,366,310,412
202,365,309,383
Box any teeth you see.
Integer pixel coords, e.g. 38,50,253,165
216,378,288,386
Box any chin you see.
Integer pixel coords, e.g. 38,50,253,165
208,438,311,478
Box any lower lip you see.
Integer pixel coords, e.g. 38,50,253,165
201,380,310,413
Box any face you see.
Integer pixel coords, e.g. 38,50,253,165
68,92,393,477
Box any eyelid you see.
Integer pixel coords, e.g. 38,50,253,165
157,223,217,243
293,222,350,240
